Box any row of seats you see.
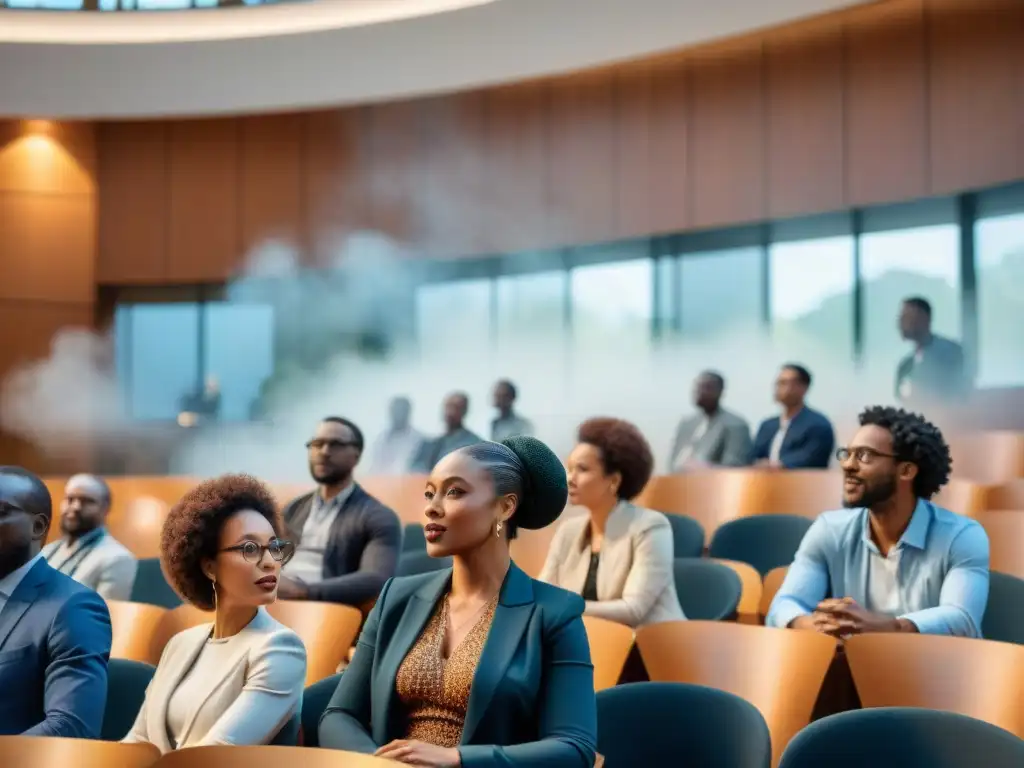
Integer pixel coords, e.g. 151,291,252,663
9,697,1024,768
44,617,1024,765
106,599,363,685
111,558,1024,701
39,470,1024,561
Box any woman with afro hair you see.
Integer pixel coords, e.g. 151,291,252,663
538,417,684,628
122,474,306,753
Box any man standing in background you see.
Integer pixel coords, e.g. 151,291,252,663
411,392,483,471
43,474,137,601
367,396,424,475
669,371,751,470
278,417,401,607
491,379,533,442
895,297,968,405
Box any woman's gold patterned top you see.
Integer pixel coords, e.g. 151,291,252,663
395,593,499,747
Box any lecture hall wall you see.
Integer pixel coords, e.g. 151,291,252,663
0,0,1023,470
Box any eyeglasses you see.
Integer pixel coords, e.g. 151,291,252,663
836,447,901,465
220,538,295,565
305,439,359,452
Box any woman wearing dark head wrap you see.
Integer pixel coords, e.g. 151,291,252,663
319,436,596,768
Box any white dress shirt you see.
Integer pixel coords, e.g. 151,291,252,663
769,417,792,463
0,552,43,614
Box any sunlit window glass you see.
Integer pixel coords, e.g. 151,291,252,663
976,213,1024,387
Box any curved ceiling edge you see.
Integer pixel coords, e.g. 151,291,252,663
0,0,870,119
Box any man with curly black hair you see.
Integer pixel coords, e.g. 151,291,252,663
767,406,989,638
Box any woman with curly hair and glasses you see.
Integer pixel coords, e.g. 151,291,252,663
122,474,306,753
539,417,684,628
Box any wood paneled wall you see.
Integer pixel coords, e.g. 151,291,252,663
96,0,1024,285
0,120,97,469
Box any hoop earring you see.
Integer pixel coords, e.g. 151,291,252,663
495,521,503,538
210,575,218,612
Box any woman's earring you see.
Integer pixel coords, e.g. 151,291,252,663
495,521,503,538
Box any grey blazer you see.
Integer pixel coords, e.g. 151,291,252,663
42,530,137,601
538,502,685,628
282,485,401,606
668,409,752,469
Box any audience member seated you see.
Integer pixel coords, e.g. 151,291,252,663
0,466,112,738
279,417,402,606
668,370,752,470
540,418,684,628
319,437,597,768
767,407,989,638
491,379,533,441
42,473,137,601
751,363,835,469
123,474,306,752
896,296,968,405
367,396,425,476
411,392,484,472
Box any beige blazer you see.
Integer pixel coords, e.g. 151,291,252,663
123,607,306,754
42,531,137,601
538,501,685,628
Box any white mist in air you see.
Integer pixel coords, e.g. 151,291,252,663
172,233,899,483
0,328,129,460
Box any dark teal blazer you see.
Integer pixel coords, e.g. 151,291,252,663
318,562,597,767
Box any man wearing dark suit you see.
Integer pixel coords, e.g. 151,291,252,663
895,296,968,405
751,364,835,469
277,417,402,607
0,466,112,738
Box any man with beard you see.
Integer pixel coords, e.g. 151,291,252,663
0,466,112,737
278,417,401,606
42,474,136,600
767,406,989,638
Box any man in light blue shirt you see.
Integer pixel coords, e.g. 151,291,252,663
767,406,989,638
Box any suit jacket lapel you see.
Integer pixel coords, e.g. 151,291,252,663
597,503,631,600
285,495,314,543
462,564,534,744
149,622,212,750
373,570,450,746
0,559,48,651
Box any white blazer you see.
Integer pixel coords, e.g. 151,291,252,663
42,531,138,601
538,501,685,628
123,607,306,754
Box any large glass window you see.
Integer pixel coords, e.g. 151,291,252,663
203,303,275,421
495,271,567,345
679,248,763,337
859,224,961,393
769,236,855,361
570,259,653,349
120,303,201,420
416,278,494,352
976,212,1024,387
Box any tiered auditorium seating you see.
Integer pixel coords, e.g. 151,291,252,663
33,433,1024,764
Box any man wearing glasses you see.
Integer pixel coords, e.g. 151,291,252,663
277,417,401,607
0,466,112,737
767,406,989,638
